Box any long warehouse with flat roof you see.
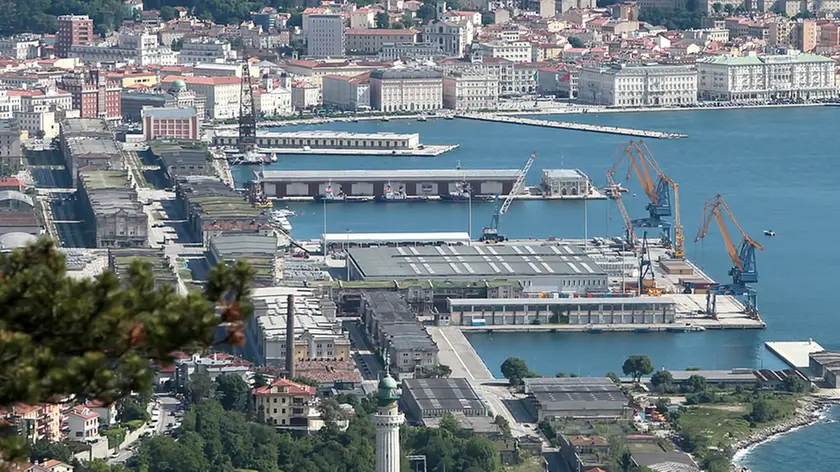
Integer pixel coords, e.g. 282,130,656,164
347,244,609,290
257,168,520,197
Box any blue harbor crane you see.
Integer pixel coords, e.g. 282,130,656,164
480,151,536,242
695,194,765,319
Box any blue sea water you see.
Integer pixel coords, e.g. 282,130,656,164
230,107,840,471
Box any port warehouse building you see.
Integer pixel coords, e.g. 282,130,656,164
346,244,610,289
447,296,676,326
321,231,471,251
522,378,630,421
213,130,421,149
259,169,520,198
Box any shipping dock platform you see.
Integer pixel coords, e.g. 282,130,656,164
457,113,687,139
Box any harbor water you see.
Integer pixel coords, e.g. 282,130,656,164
231,107,840,472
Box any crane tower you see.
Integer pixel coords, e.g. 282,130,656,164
238,63,257,152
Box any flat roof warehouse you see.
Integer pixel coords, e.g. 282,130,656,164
347,244,609,280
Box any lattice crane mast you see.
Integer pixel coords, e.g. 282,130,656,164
695,194,765,317
615,140,684,258
481,151,536,242
606,168,637,249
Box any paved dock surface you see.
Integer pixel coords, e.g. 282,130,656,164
766,340,824,368
457,113,687,139
429,326,495,382
256,144,459,157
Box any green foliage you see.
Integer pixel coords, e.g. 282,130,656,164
252,372,268,388
782,375,809,393
119,397,150,423
606,372,621,384
537,419,556,444
638,6,706,30
493,415,511,437
214,374,251,413
683,374,707,394
160,5,177,21
622,355,654,382
0,0,132,34
375,11,390,28
481,11,494,25
500,357,537,385
403,413,504,472
124,419,145,431
418,364,452,379
0,238,252,465
29,439,75,464
568,36,584,48
186,373,215,404
104,427,126,449
746,395,795,424
650,370,673,389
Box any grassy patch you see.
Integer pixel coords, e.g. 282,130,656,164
678,405,752,448
505,457,547,472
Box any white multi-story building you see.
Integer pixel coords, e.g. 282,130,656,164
478,41,532,62
306,14,345,58
255,86,293,117
442,73,499,110
346,29,417,54
370,69,443,112
0,90,21,119
177,39,236,64
70,31,177,66
0,34,41,60
322,73,371,111
291,83,321,109
577,62,698,107
15,106,58,139
67,406,99,441
162,75,241,120
697,51,837,101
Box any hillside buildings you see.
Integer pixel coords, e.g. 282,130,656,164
60,71,122,121
306,14,345,57
141,106,199,140
56,15,94,58
369,69,443,112
442,72,500,110
161,75,241,120
322,73,371,111
77,170,148,248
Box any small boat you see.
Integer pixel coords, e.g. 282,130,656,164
417,115,427,122
351,118,360,122
440,180,472,202
315,184,345,203
381,116,390,122
764,229,776,237
444,116,455,120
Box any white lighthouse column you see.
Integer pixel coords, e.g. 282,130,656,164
374,403,404,472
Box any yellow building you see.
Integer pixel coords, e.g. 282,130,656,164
106,71,159,88
252,378,319,430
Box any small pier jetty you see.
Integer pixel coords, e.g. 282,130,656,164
457,113,687,139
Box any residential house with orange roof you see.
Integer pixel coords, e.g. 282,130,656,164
66,406,99,441
252,378,321,432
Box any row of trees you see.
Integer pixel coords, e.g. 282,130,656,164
125,397,506,472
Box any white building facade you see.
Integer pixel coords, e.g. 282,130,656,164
322,74,371,111
478,41,532,63
696,51,837,101
163,75,241,120
255,87,294,117
177,40,236,64
369,69,443,112
577,63,698,107
442,73,499,110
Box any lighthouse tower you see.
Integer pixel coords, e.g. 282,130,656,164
373,366,404,472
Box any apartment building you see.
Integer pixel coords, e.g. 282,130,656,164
142,107,199,140
67,406,99,441
255,86,293,117
60,71,122,121
177,39,236,64
306,14,345,58
0,34,41,60
578,62,697,107
56,15,93,58
442,73,499,110
70,31,177,66
0,403,62,443
697,51,836,101
346,29,418,54
322,73,371,111
253,378,320,431
478,41,532,62
369,69,443,112
423,20,471,57
15,107,58,140
161,75,241,120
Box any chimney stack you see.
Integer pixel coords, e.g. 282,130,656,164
286,294,296,379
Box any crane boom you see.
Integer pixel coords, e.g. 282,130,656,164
606,170,637,248
499,151,536,216
695,194,764,282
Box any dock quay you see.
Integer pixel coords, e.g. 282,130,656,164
456,113,688,139
766,340,825,368
253,143,458,157
212,130,454,155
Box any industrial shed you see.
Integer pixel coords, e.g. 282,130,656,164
523,377,628,421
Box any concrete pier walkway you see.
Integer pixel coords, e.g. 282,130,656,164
766,340,824,368
457,113,687,139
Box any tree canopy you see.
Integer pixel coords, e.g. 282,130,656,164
0,239,253,463
622,355,654,382
500,357,534,385
650,370,674,391
214,374,250,412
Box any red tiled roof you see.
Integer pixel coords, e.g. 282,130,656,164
253,378,316,396
70,405,99,420
41,459,69,469
162,75,240,86
287,59,319,68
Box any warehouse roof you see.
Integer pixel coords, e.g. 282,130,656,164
349,244,609,280
322,232,470,245
61,118,112,136
449,297,675,307
0,190,34,208
402,378,485,415
260,169,519,181
523,377,627,413
542,169,587,180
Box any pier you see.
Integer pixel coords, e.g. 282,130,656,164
456,113,688,139
766,340,825,368
255,143,458,157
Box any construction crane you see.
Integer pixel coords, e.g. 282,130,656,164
238,64,257,152
480,151,536,242
638,231,660,295
613,140,684,258
695,194,765,317
606,168,637,249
